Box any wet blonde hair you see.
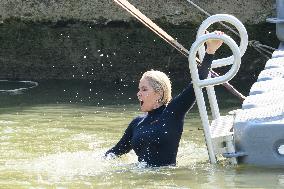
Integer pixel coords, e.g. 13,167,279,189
141,70,172,105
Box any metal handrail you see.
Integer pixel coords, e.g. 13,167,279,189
197,14,248,69
196,14,248,124
189,33,241,87
188,32,242,164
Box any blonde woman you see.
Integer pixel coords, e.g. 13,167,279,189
106,31,224,167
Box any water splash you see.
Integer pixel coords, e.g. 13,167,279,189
33,153,134,183
25,150,111,178
0,120,16,125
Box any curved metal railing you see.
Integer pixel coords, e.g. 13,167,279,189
189,33,242,87
188,14,248,164
197,14,248,69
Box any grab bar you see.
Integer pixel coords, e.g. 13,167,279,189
189,33,241,88
197,14,248,69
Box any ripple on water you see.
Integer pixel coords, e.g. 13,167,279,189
0,120,16,125
177,140,208,167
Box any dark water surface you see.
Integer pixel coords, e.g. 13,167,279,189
0,80,283,189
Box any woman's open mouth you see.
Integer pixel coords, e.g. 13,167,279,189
140,100,144,106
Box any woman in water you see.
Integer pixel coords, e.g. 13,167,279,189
105,31,224,167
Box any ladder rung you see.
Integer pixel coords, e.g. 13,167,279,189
210,115,234,138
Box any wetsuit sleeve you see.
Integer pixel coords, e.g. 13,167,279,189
166,53,214,116
105,117,141,157
198,53,214,80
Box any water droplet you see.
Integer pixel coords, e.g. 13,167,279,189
83,55,87,59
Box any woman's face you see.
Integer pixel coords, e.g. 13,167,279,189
137,78,161,112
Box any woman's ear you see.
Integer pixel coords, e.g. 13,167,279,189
157,91,164,103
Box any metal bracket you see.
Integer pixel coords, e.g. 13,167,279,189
222,152,247,158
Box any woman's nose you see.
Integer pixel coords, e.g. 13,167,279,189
137,91,141,97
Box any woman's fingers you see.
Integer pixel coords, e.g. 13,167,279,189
205,30,224,54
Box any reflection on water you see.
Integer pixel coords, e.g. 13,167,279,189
0,80,283,189
0,80,39,95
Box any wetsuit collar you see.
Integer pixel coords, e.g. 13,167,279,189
148,105,166,116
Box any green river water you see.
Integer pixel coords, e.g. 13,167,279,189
0,80,283,189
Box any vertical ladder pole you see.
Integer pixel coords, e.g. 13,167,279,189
193,85,217,163
267,0,284,52
275,0,284,42
206,85,221,120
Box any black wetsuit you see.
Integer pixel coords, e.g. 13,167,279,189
106,54,213,167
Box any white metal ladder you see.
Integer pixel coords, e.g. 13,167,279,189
188,14,248,164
